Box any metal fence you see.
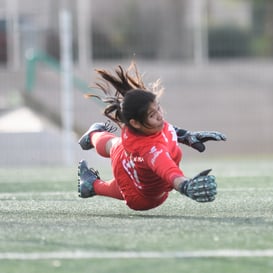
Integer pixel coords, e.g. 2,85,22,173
0,0,273,69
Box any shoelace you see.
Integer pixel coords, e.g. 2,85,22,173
104,120,117,133
89,168,100,179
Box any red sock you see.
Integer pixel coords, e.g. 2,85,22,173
90,132,116,158
93,178,124,200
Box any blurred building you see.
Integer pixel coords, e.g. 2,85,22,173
0,0,272,71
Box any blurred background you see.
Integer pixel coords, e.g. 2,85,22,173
0,0,272,168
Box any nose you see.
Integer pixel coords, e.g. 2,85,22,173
157,109,163,120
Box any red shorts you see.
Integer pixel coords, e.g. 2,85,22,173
110,139,169,211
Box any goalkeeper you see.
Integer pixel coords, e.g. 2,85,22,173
77,62,226,211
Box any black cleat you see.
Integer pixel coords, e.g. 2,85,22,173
78,120,117,150
78,160,100,198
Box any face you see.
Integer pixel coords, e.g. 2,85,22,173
130,101,164,135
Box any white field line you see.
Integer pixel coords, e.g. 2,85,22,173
0,192,75,197
1,250,273,260
219,187,273,192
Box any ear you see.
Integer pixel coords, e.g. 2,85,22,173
129,119,141,130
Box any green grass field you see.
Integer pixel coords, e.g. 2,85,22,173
0,157,273,273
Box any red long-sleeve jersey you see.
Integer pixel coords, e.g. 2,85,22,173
111,121,184,202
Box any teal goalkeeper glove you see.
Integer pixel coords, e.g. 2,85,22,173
179,169,217,202
174,127,226,152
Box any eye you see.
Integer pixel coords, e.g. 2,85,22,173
147,102,161,118
149,112,155,118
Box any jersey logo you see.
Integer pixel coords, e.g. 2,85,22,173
150,146,163,166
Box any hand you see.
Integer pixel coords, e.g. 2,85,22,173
175,128,226,152
179,169,217,202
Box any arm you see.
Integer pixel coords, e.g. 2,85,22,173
144,144,217,202
173,169,217,203
173,126,226,152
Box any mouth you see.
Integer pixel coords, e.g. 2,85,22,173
158,121,164,130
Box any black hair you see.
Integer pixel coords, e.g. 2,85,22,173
85,61,163,130
122,89,156,130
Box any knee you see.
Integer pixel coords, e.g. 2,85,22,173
93,132,117,157
106,137,120,155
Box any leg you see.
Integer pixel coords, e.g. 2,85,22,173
78,160,123,200
93,178,124,200
91,132,120,157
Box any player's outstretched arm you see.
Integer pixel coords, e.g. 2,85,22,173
173,169,217,203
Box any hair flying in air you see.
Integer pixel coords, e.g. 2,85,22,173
85,61,164,128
